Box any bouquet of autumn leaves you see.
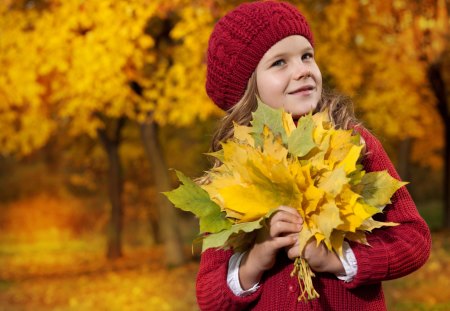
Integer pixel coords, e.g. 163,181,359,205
164,100,405,301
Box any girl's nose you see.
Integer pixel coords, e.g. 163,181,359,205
292,61,310,80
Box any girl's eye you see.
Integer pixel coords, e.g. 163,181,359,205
271,59,285,67
302,52,314,61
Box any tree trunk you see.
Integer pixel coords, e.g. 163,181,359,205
397,138,412,181
427,62,450,229
140,118,186,266
148,216,160,244
98,117,126,259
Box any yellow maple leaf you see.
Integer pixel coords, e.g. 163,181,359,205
233,123,255,146
317,168,349,196
303,185,325,216
310,202,343,248
336,144,364,174
282,110,296,136
312,110,331,144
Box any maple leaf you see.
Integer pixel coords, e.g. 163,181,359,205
311,202,343,248
163,170,231,234
202,213,269,252
233,122,255,146
282,110,296,136
358,171,408,208
251,97,289,146
288,113,316,157
317,168,349,196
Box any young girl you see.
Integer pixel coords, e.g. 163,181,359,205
197,1,431,310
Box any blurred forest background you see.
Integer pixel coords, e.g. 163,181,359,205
0,0,449,310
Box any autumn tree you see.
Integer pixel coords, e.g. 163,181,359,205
1,0,159,259
0,0,224,262
418,0,449,228
305,0,449,227
134,2,226,264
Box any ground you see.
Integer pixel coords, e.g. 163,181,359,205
0,232,449,311
0,192,448,310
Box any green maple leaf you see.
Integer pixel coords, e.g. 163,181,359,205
163,170,231,234
288,113,316,157
251,98,288,146
359,218,399,231
202,209,277,252
202,218,264,251
359,171,407,208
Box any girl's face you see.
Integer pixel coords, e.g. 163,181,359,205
255,35,322,118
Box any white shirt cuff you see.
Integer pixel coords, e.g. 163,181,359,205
227,252,260,296
336,241,358,282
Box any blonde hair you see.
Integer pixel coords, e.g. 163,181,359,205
197,72,360,183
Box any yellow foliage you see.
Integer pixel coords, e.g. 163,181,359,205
202,108,401,257
0,1,159,154
1,0,222,156
177,106,403,300
310,0,447,168
150,5,222,126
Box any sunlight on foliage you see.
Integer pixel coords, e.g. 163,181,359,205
312,0,448,169
0,0,222,157
148,5,222,126
0,0,157,154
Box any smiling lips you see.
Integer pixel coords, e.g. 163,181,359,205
288,85,315,95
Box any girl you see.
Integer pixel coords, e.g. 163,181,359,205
197,1,431,310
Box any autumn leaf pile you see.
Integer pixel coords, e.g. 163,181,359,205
165,101,405,300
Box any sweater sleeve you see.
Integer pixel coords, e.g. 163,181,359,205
345,127,432,289
196,248,262,310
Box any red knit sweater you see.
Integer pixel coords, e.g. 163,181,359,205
196,127,431,311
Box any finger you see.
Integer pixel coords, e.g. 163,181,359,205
271,208,303,225
270,235,297,250
277,206,302,220
286,245,301,260
285,232,300,243
285,232,300,247
285,233,301,258
270,220,302,237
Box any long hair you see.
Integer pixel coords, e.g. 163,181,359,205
197,73,360,184
210,73,259,154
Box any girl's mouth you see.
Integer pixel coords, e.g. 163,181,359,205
288,85,315,95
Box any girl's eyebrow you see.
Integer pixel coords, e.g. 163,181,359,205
263,47,314,66
264,52,288,64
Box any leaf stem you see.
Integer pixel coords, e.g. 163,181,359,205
290,257,320,301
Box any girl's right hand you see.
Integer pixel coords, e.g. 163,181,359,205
238,206,303,290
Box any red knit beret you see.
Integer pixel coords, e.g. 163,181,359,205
206,1,314,111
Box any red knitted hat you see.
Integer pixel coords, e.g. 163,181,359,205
206,1,314,111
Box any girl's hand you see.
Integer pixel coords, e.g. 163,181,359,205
239,206,302,290
285,234,345,275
